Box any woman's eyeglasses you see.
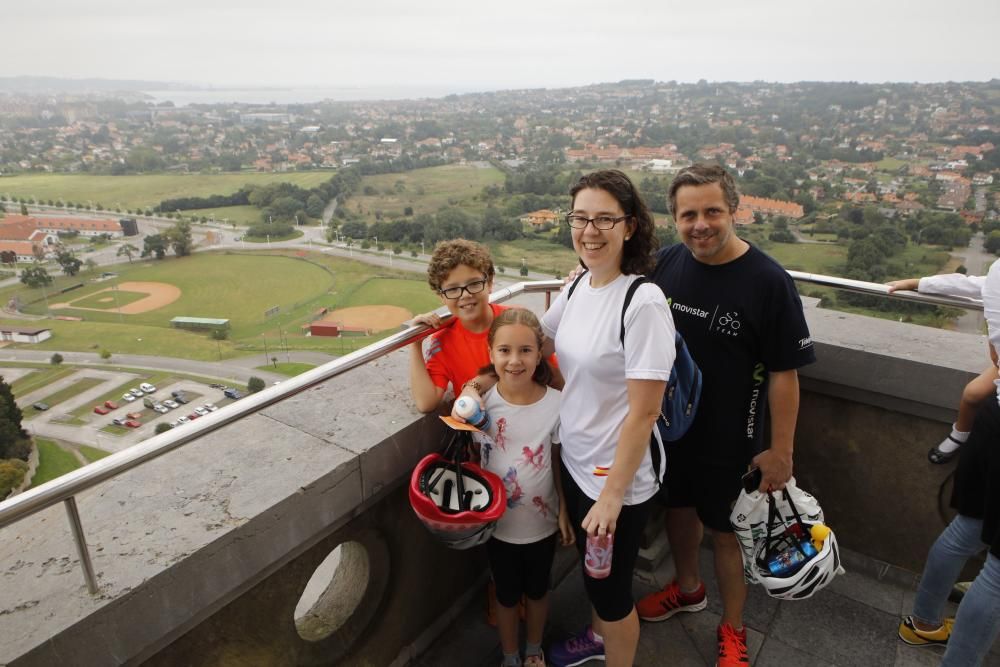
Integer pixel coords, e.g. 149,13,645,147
565,214,629,230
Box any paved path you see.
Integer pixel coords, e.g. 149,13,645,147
417,544,1000,667
951,232,990,335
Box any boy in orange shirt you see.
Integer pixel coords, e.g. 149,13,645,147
409,239,507,412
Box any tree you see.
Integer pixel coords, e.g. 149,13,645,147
0,250,16,267
19,265,52,288
0,459,28,498
117,243,139,263
154,422,173,434
986,230,1000,256
0,377,27,460
247,376,266,393
165,220,194,256
55,249,83,276
100,349,112,361
20,202,28,216
141,234,168,259
50,353,63,365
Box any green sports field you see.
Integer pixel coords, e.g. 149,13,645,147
0,172,335,211
350,164,504,223
65,289,149,310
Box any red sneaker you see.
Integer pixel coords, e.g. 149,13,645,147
717,623,749,667
636,580,707,622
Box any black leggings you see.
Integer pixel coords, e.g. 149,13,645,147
561,465,652,622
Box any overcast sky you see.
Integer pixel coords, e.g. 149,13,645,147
4,0,998,91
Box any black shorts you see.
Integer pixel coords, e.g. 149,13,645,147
561,465,652,623
486,533,558,607
662,444,748,533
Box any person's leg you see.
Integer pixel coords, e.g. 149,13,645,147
595,609,640,667
522,594,548,665
668,507,704,591
931,366,994,463
713,531,748,629
521,534,556,666
955,366,996,432
941,553,1000,666
487,538,524,665
912,514,986,629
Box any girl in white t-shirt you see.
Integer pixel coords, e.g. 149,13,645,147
474,307,573,667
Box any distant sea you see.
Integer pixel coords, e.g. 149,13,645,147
142,85,474,106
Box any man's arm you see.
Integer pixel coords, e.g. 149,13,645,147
751,369,799,491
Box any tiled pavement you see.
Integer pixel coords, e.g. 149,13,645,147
415,545,1000,666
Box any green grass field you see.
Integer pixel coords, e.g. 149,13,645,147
0,172,336,211
348,164,504,223
259,362,316,376
184,205,263,225
489,238,579,277
31,438,81,487
78,445,111,463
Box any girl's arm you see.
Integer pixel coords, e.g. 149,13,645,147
581,378,665,538
552,442,574,546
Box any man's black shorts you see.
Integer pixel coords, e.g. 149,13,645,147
662,443,748,533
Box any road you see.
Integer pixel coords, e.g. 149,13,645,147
950,232,990,335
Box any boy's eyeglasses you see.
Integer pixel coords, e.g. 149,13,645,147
438,278,488,300
565,214,630,230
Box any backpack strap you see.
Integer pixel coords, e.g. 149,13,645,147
619,276,648,346
566,269,588,300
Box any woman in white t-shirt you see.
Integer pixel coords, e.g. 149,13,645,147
541,170,676,667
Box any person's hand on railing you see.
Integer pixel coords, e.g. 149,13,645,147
407,310,449,330
886,278,920,293
564,266,585,289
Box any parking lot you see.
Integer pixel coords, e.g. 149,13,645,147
10,368,246,454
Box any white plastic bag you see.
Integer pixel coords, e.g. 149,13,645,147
730,477,824,585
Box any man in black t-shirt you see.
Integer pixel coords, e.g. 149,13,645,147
636,164,815,667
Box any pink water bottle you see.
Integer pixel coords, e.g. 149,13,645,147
585,533,614,579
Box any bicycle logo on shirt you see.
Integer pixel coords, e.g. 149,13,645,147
713,311,742,337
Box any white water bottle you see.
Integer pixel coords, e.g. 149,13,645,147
454,396,490,430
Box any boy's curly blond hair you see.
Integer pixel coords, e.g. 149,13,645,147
426,239,495,292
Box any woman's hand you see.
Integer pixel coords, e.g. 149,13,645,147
581,492,623,538
558,506,576,546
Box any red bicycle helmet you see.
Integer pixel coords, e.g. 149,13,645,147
409,447,506,550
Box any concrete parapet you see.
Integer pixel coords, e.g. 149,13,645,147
0,301,991,665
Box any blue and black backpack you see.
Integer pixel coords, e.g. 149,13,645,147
566,271,702,445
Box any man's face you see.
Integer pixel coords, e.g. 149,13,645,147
673,182,741,265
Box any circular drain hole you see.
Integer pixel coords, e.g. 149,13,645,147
294,541,370,642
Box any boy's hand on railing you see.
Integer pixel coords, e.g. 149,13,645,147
408,311,447,329
886,278,920,293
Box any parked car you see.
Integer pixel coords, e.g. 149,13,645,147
177,416,190,424
171,389,187,398
124,420,141,428
153,404,169,414
127,411,143,420
32,402,49,411
129,388,143,398
208,383,225,389
194,406,209,417
122,393,136,403
104,400,118,410
140,383,156,394
223,388,244,400
203,402,218,412
187,412,200,421
93,405,110,415
112,417,126,426
143,398,155,409
174,394,190,404
163,399,179,409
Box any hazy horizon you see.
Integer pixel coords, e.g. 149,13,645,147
4,0,998,90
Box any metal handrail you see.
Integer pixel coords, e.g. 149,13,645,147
0,273,980,592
